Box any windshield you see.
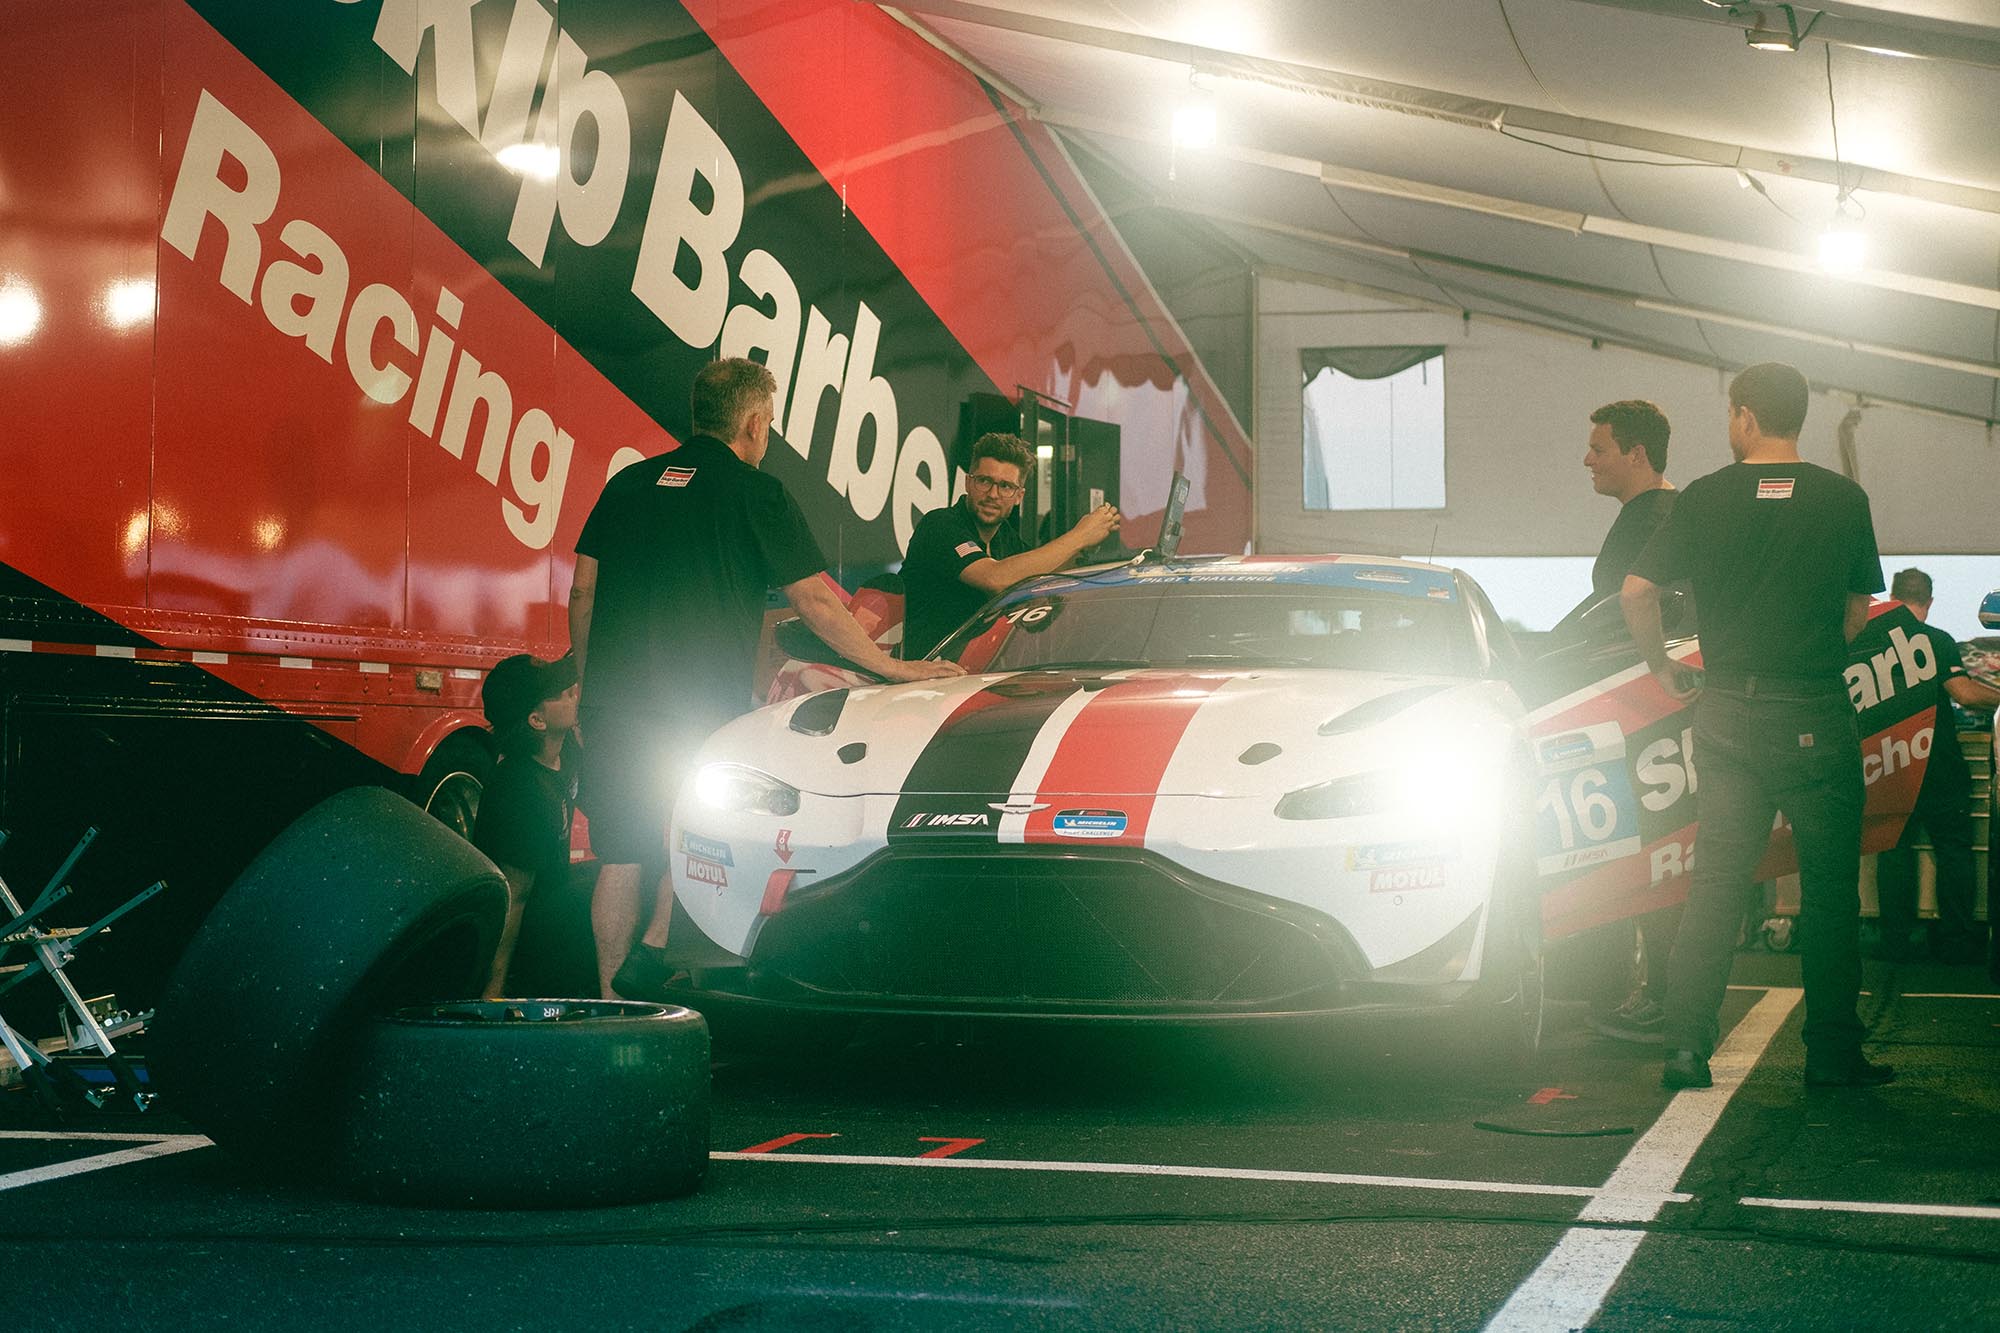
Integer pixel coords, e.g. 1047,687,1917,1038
933,567,1480,676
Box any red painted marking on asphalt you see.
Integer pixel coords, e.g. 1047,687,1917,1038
916,1137,986,1159
737,1133,838,1155
1528,1088,1577,1105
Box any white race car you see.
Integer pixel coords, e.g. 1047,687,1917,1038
668,556,1547,1052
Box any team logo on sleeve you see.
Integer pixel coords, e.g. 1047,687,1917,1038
954,541,982,557
1755,477,1795,500
658,466,697,488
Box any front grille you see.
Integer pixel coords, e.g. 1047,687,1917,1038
750,850,1353,1011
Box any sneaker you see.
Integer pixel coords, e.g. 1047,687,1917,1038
610,943,687,1000
1804,1054,1895,1088
1661,1048,1712,1089
1588,992,1667,1045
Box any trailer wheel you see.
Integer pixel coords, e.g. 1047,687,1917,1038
414,730,494,840
148,786,507,1160
335,999,709,1208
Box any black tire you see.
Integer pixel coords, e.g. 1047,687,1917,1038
1474,804,1546,1065
148,786,508,1159
335,999,709,1208
413,730,495,840
1478,908,1547,1065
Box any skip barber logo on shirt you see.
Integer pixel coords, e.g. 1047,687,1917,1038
1755,477,1796,500
658,466,697,488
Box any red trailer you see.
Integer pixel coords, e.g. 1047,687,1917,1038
0,0,1253,1003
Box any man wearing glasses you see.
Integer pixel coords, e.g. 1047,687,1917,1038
900,431,1122,659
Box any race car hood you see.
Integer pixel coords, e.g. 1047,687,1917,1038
704,666,1508,802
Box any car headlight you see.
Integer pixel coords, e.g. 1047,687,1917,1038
1277,739,1508,822
692,763,801,816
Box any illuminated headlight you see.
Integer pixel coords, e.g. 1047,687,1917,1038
1277,742,1506,822
692,763,800,816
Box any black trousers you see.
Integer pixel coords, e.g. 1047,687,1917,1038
1876,758,1978,947
1664,683,1866,1060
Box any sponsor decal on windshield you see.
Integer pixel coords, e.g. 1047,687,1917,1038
1051,808,1128,838
997,561,1457,603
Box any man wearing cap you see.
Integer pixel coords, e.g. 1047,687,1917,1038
1623,361,1890,1090
568,357,962,1000
473,653,581,1000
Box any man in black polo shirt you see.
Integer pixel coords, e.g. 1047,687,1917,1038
569,358,962,999
901,432,1122,658
1875,567,2000,963
1623,361,1888,1089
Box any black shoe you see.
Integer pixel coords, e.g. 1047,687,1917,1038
610,944,684,1000
1661,1048,1712,1089
1804,1055,1895,1088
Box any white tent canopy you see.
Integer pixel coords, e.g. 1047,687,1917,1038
886,0,2000,425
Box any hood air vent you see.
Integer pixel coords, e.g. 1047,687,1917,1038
789,689,850,737
1317,684,1450,736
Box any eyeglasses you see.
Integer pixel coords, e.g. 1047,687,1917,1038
967,474,1024,497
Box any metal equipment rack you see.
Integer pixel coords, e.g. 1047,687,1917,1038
0,828,164,1112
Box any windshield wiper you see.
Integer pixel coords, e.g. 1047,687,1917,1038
1179,653,1326,668
1008,658,1157,672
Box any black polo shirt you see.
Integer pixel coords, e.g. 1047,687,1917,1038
574,436,826,729
901,496,1028,658
1631,460,1882,681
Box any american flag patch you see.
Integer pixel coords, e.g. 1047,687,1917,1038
954,541,982,558
658,466,696,488
1756,477,1795,500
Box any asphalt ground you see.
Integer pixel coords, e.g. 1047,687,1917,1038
0,952,1994,1332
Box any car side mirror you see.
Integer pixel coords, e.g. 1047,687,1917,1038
1981,588,2000,630
1576,595,1630,645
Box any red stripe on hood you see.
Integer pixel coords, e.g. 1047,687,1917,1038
1023,674,1228,846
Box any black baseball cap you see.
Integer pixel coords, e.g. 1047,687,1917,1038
481,653,577,733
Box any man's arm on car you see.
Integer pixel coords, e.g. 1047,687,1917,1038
1622,573,1698,702
784,575,964,682
960,506,1120,595
1946,674,2000,711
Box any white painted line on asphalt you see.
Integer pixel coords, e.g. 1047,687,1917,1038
0,1136,212,1194
1482,986,1801,1333
1741,1197,2000,1221
711,1152,1664,1203
0,1130,207,1143
1898,993,1999,1000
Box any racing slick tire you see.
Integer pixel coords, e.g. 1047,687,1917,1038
334,999,710,1208
148,786,508,1160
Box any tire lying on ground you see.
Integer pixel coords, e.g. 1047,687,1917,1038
335,999,710,1208
148,785,508,1160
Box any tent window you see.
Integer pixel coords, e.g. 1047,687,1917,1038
1302,348,1445,511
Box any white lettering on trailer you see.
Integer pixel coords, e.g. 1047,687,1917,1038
161,88,576,551
352,0,962,552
